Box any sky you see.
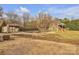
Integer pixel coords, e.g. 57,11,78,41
1,4,79,19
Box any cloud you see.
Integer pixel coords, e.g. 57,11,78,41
16,7,30,13
48,6,79,19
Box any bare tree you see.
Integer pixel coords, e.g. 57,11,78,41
22,13,31,28
6,12,19,24
36,12,52,32
0,6,3,20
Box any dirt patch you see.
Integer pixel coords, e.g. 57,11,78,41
0,36,78,55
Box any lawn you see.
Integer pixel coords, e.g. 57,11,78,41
0,31,79,54
42,31,79,45
14,31,79,45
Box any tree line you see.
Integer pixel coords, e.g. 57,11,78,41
0,6,79,31
59,18,79,31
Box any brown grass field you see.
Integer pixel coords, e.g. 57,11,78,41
0,31,79,55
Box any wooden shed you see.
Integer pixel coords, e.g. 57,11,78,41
2,24,20,33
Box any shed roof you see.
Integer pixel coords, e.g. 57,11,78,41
7,24,20,27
